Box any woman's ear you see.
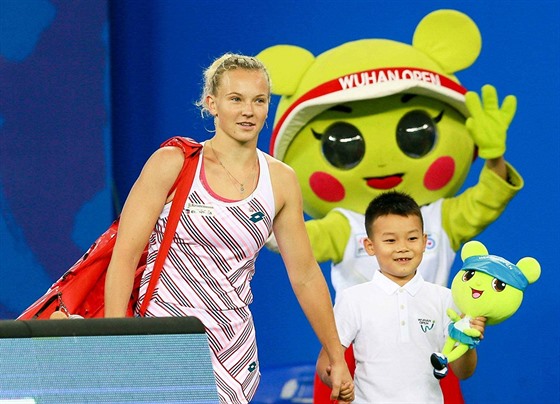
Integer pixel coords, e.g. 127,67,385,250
363,237,375,257
206,95,217,116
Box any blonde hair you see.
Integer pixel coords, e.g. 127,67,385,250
196,53,271,117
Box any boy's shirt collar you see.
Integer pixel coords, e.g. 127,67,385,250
373,270,423,296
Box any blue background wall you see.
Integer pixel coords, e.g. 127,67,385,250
1,1,558,403
0,0,113,318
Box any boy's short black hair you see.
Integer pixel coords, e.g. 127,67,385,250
364,191,423,237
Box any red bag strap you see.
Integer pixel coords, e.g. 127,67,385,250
138,137,202,316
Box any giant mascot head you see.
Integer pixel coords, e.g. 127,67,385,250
258,9,481,218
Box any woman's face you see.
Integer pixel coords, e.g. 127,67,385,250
208,69,270,143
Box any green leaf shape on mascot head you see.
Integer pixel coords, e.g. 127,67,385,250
258,9,523,296
430,240,541,379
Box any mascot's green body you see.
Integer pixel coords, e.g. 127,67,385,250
258,9,524,402
431,240,540,379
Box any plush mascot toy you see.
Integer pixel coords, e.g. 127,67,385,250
257,8,524,404
431,240,540,379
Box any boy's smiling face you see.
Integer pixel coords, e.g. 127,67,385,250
363,213,427,285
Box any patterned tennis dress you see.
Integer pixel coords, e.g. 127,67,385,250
136,147,275,404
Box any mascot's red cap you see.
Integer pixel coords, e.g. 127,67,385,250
270,67,468,160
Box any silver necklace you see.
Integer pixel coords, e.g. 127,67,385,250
209,140,256,194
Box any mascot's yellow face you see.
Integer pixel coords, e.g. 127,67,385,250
451,269,524,326
284,94,474,218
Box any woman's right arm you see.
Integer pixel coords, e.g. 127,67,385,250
104,146,184,317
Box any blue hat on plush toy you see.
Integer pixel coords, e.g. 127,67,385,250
462,255,529,291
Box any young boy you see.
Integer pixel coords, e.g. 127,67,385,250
316,191,486,403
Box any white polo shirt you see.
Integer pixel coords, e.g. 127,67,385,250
334,270,454,403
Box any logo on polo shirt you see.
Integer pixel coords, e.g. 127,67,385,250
418,318,435,333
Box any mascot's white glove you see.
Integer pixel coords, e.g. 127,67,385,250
465,84,517,159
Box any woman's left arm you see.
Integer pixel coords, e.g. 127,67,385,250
268,157,353,401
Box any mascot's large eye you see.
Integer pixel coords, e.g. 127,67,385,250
396,110,438,158
462,270,476,282
320,122,365,169
492,278,507,292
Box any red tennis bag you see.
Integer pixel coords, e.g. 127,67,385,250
18,137,202,320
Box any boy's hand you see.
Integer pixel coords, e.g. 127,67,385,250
336,380,355,403
328,361,354,402
470,316,487,340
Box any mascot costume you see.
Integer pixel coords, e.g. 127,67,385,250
257,9,523,403
431,240,540,379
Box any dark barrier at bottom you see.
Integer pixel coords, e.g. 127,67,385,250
0,316,219,403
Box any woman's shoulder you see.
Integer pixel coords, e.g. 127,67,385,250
260,151,301,211
141,145,185,182
151,144,184,164
262,152,296,177
264,153,300,192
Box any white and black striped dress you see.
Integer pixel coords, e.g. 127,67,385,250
136,147,275,404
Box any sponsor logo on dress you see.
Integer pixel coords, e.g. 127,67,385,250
249,212,265,223
185,202,215,217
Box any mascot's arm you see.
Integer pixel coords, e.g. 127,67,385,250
446,308,461,322
442,163,522,251
442,84,523,251
305,210,351,264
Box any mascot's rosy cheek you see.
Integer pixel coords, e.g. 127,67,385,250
309,171,345,202
424,156,455,191
308,156,455,200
